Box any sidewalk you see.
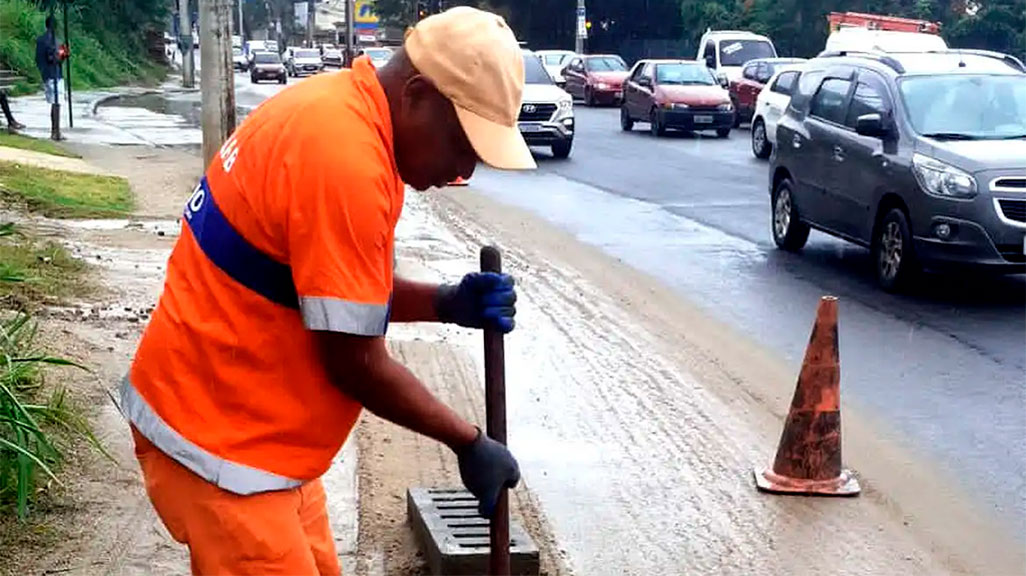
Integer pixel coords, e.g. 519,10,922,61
0,145,112,176
7,82,201,147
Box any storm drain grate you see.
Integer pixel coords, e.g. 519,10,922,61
407,487,540,575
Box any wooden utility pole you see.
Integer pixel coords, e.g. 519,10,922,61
345,0,355,65
307,0,316,46
199,0,237,166
179,0,195,87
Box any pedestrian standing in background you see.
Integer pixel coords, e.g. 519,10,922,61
35,15,64,141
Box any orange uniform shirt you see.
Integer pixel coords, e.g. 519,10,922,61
123,59,404,491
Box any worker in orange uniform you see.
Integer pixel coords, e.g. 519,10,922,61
119,7,535,574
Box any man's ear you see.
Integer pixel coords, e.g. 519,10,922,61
401,75,435,115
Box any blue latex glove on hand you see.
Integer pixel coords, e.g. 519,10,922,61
435,272,517,333
455,428,521,517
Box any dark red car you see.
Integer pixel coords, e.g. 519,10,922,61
561,54,630,106
729,57,805,126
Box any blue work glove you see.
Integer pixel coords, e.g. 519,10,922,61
435,272,516,333
455,428,521,518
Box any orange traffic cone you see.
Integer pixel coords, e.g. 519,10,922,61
447,176,469,187
754,296,860,496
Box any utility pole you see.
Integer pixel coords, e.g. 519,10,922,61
307,0,316,47
575,0,586,54
199,0,237,166
237,0,244,39
179,0,195,87
345,0,354,66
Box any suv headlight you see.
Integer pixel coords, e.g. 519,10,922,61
912,154,977,199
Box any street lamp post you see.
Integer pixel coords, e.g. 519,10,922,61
575,0,587,54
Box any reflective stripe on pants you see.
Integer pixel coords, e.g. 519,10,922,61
119,376,303,495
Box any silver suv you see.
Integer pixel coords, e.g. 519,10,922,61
770,50,1025,291
519,51,575,159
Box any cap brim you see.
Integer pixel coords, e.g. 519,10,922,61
454,106,537,170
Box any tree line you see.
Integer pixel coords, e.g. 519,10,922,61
371,0,1025,61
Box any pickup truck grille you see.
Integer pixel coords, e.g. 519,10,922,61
518,103,556,122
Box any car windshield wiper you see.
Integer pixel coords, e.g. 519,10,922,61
921,132,982,141
995,133,1026,140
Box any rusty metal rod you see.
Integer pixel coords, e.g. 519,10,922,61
480,245,510,576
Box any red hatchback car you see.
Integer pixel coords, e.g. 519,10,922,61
728,57,805,126
621,59,735,137
561,54,630,106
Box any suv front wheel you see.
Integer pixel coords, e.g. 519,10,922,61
771,178,810,251
873,208,919,292
551,138,573,159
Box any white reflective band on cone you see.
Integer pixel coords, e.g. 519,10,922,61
119,376,304,495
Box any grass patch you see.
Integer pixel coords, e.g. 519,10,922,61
0,133,79,159
0,224,103,518
0,161,133,218
0,312,98,519
0,227,88,311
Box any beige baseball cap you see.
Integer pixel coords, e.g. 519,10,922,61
405,7,536,170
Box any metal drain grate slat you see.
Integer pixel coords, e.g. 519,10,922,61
407,487,541,575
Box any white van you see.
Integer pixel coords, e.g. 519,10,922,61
697,30,777,84
824,27,948,53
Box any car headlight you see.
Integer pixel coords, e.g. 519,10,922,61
912,154,977,199
663,102,689,110
717,102,733,112
596,82,609,90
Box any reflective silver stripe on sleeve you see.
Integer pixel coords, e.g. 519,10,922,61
299,296,389,335
119,376,303,495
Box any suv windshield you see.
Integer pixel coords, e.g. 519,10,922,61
718,40,775,67
586,57,627,72
543,53,571,66
900,74,1026,139
523,54,553,84
295,50,318,59
254,52,280,64
656,63,716,85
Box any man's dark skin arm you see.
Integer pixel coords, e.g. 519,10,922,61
389,277,441,323
315,331,477,448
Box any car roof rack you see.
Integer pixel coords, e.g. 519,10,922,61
912,49,1025,72
815,50,906,73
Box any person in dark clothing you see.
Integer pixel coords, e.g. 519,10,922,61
35,15,63,140
0,92,25,133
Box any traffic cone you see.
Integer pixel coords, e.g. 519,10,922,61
754,296,860,496
447,176,469,187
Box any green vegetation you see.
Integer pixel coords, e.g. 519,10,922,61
0,161,134,218
387,1,1026,62
0,224,87,309
0,223,99,519
0,0,169,95
0,132,78,158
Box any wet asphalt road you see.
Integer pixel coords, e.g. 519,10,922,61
95,77,1026,535
471,105,1026,535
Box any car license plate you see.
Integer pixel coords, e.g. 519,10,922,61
519,123,542,132
694,115,713,124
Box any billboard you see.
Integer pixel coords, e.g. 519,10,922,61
355,0,378,31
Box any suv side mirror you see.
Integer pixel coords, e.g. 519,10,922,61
716,72,729,88
638,77,652,88
705,56,716,69
855,113,889,138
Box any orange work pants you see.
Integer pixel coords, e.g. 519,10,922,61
131,427,340,575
